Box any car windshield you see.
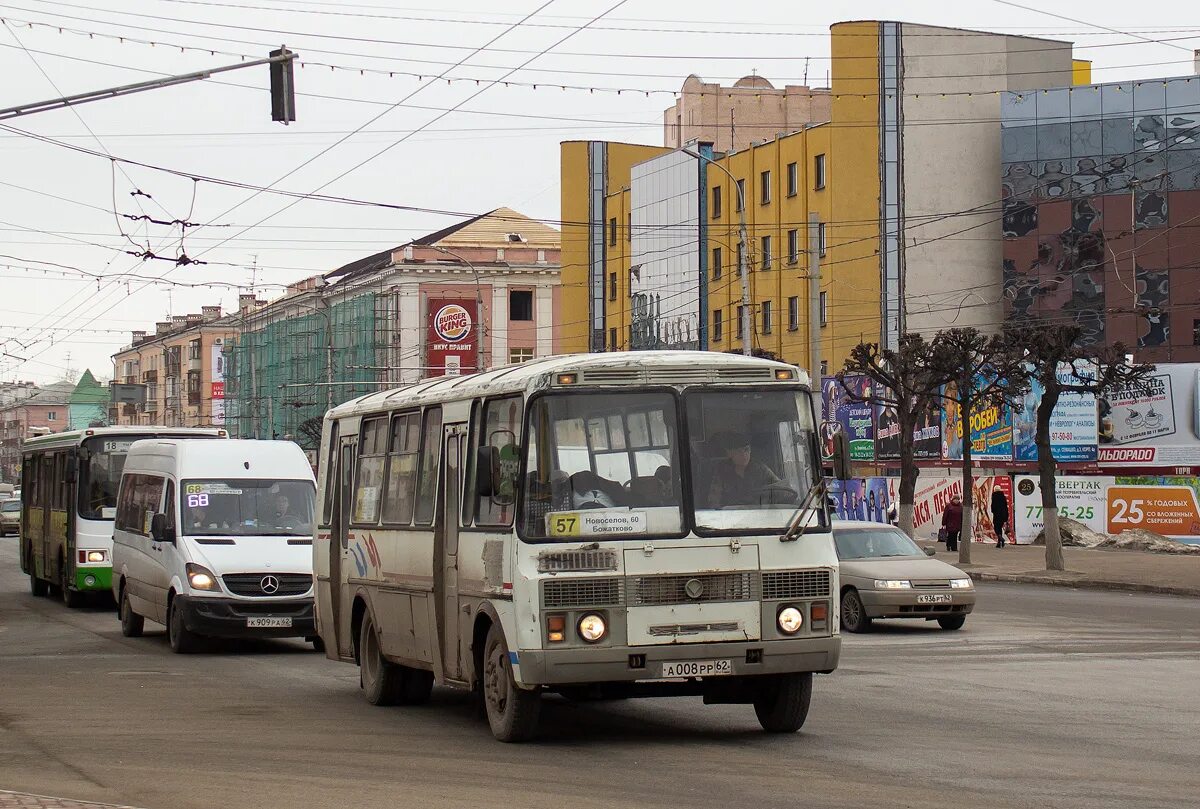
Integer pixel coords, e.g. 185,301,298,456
1,500,19,513
685,389,820,533
834,527,924,559
521,392,683,541
181,479,315,536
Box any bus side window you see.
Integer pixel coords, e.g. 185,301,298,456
321,421,338,526
353,417,388,525
381,413,420,525
476,397,523,527
414,407,442,526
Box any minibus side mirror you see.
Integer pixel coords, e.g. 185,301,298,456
150,513,176,544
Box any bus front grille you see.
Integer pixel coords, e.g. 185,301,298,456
761,570,831,600
542,578,624,609
629,573,757,605
537,549,619,573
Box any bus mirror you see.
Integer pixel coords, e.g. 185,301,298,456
150,513,176,544
65,456,78,483
830,429,852,482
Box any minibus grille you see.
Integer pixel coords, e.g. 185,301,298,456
761,570,832,600
223,573,313,597
541,578,623,609
629,572,757,605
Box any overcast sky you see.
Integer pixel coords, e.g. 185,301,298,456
1,0,1198,385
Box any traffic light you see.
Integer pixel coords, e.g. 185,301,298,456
269,47,296,124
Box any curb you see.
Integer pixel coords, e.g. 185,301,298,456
965,570,1200,598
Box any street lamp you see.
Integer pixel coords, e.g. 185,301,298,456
430,244,488,371
680,147,752,356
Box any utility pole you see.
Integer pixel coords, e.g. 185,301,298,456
808,212,823,393
681,148,752,355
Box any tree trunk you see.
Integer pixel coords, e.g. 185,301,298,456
1038,383,1065,571
959,387,975,566
897,400,920,538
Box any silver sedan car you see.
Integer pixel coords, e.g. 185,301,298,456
833,521,976,632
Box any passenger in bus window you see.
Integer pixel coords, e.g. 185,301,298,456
708,432,784,507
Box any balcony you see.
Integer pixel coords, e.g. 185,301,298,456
142,370,158,383
145,399,158,413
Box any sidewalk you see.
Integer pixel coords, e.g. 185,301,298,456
917,538,1200,597
0,792,143,809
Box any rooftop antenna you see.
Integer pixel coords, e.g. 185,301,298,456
804,57,810,85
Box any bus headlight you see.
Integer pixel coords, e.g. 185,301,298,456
577,613,607,643
87,550,107,563
186,563,218,591
777,606,804,634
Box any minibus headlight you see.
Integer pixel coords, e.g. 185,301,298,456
777,606,804,634
186,563,219,591
577,613,607,643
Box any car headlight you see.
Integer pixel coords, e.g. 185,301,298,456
577,613,607,643
185,562,219,591
777,606,804,634
950,578,973,589
874,579,912,589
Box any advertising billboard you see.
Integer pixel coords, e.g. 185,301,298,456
941,377,1013,461
426,299,478,377
822,377,874,461
1098,365,1200,466
210,341,226,426
1012,474,1113,544
1013,362,1098,463
881,474,1011,543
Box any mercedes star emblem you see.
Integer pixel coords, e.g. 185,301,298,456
260,575,280,594
684,578,705,600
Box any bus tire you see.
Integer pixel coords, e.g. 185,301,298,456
398,667,434,706
119,587,144,638
167,597,199,654
753,672,813,734
60,557,84,609
358,611,403,706
27,545,47,597
482,623,541,743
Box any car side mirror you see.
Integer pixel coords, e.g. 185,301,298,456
151,513,176,544
924,547,937,557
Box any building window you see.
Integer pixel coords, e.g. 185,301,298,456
736,242,745,276
712,246,723,280
47,411,57,421
736,305,745,338
711,186,722,219
609,272,617,301
609,217,617,246
787,229,799,264
760,170,771,205
820,360,829,376
510,348,534,364
188,340,201,360
814,153,826,190
712,310,723,342
509,290,533,321
609,327,618,350
788,296,800,331
761,235,772,270
787,162,798,197
762,300,773,334
735,179,746,212
1195,319,1200,345
820,291,828,326
818,222,827,257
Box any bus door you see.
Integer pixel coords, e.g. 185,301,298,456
435,424,467,681
331,436,357,659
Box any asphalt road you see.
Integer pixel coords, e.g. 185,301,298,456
1,538,1197,809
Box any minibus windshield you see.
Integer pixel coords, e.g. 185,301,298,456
181,479,315,536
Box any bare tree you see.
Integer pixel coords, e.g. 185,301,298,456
297,416,324,451
930,328,1028,565
839,333,950,538
1005,325,1154,571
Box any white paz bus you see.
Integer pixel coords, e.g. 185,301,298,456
315,351,841,741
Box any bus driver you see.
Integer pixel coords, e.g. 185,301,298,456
708,431,785,507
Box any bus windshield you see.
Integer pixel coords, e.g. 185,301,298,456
686,389,818,533
78,437,134,520
181,479,315,536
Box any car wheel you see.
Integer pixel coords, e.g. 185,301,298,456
307,635,326,654
482,623,541,742
119,587,144,638
937,615,966,631
753,672,813,733
840,588,872,633
167,598,198,654
358,611,403,705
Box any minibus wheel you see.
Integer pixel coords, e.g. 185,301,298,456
359,611,403,705
167,597,199,654
119,586,144,638
482,623,541,743
753,672,813,733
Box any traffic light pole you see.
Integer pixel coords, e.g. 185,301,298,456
0,48,297,123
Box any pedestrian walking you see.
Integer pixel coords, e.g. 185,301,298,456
941,494,963,552
992,487,1010,548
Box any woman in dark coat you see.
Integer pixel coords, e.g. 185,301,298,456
991,488,1010,548
941,494,964,552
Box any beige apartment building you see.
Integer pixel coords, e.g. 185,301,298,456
110,306,238,428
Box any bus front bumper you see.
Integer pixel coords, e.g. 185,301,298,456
175,595,316,639
74,567,112,592
512,635,840,687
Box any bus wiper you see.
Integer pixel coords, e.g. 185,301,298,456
780,478,828,543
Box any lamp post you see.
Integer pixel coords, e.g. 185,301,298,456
430,244,488,372
681,147,752,356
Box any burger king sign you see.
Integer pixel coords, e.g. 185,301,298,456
427,300,477,376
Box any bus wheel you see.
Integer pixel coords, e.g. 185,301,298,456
398,667,433,706
753,672,813,734
119,587,144,638
60,559,84,609
482,623,541,743
358,612,403,706
167,598,199,654
27,546,47,597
